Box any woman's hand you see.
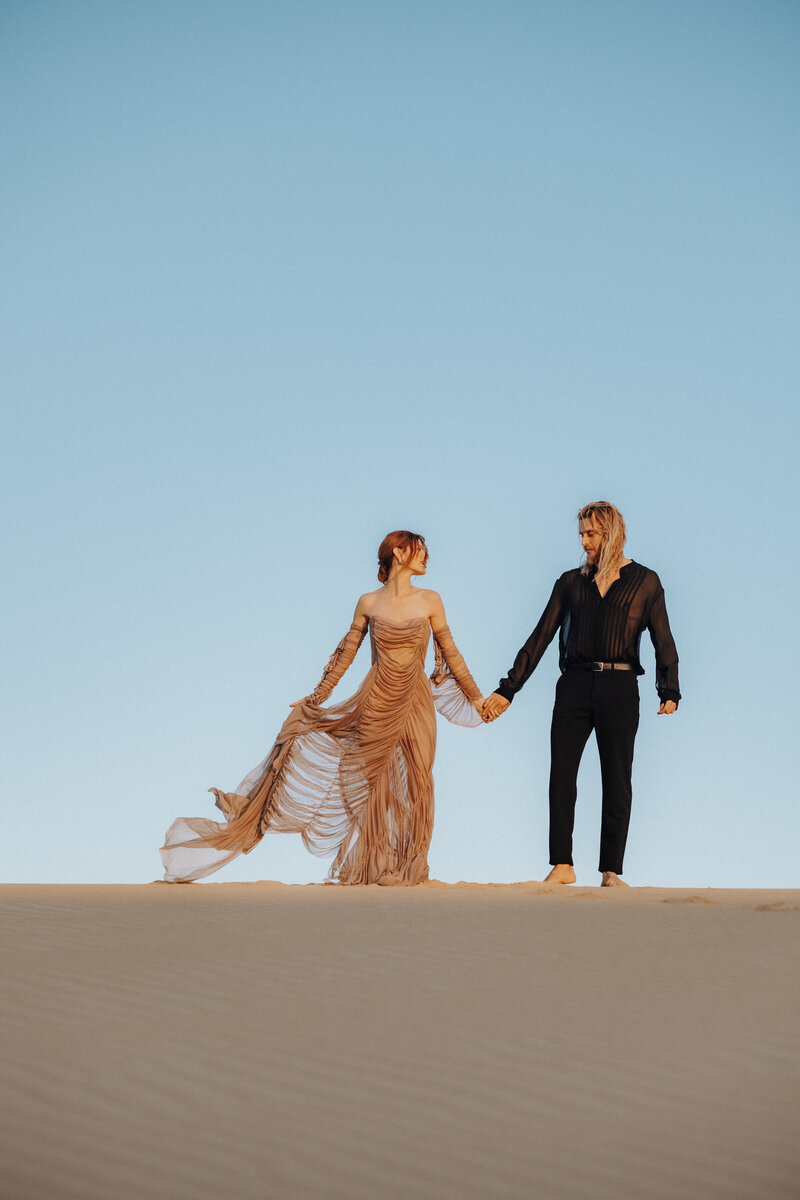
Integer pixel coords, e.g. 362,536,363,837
483,693,510,722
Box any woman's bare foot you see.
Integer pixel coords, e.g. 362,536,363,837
543,864,576,885
601,872,629,887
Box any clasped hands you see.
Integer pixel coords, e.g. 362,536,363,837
477,693,510,723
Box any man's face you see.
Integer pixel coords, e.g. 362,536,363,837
579,517,603,565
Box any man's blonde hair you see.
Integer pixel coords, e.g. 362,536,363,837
577,501,627,577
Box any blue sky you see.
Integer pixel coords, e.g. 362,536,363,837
3,0,799,886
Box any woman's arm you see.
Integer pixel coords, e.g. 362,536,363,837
429,593,484,707
294,600,369,707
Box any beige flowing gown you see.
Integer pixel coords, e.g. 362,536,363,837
160,616,482,884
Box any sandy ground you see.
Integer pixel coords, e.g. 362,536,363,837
1,882,799,1200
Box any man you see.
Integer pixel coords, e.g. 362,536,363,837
482,502,680,887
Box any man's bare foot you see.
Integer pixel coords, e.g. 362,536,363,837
601,872,629,888
543,864,576,885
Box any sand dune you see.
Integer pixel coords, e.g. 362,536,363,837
1,883,798,1200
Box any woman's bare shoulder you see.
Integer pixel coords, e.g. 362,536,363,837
415,588,445,615
355,589,382,615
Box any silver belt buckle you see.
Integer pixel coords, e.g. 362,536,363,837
592,661,604,672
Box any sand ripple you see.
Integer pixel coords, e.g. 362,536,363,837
1,884,798,1199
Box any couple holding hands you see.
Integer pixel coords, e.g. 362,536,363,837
161,502,680,888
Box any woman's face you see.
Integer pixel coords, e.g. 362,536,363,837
406,539,429,576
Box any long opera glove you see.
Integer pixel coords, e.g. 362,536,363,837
431,624,482,702
307,621,368,705
429,624,483,728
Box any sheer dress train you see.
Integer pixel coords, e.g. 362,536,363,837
160,617,482,884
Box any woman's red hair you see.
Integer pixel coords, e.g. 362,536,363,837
377,531,427,583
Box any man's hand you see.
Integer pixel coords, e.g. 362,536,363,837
483,693,510,722
657,700,677,715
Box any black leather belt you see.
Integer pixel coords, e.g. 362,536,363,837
571,661,635,672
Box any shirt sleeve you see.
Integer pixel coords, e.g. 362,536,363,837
495,577,566,702
307,621,368,705
647,584,681,705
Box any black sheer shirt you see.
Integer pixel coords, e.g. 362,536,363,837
496,561,681,705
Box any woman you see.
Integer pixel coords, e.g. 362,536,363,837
161,531,485,884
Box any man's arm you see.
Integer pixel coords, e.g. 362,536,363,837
483,578,566,721
648,579,680,713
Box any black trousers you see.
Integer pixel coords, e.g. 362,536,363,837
549,669,640,875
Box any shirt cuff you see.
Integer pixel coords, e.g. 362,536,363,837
495,683,515,702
